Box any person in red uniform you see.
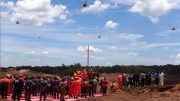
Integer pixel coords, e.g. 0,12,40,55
82,69,88,81
89,69,94,80
118,74,122,89
73,77,81,99
101,77,109,96
68,78,74,98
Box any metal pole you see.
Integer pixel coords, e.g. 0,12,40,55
87,45,89,67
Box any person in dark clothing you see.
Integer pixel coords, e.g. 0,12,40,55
89,78,95,97
140,73,146,87
32,77,38,96
51,77,60,99
128,74,133,88
60,79,66,101
19,77,24,98
96,73,100,82
81,79,89,98
134,74,140,87
13,77,21,101
40,77,48,101
145,73,149,85
147,72,152,85
25,77,33,101
1,77,8,99
0,80,2,99
155,72,160,85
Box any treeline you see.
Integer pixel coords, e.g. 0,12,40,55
2,63,180,76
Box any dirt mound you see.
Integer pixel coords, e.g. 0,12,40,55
127,85,174,95
171,83,180,91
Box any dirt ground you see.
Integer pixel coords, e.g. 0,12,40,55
80,91,180,101
80,74,180,101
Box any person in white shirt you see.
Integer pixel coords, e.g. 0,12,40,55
160,72,165,86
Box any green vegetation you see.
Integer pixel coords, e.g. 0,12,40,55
1,63,180,76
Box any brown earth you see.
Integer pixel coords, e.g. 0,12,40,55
80,74,180,101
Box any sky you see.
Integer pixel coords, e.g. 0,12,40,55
1,0,180,67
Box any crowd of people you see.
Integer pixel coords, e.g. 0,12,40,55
117,72,165,90
0,69,108,101
0,69,165,101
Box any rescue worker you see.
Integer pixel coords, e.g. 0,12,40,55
13,76,21,101
81,79,89,98
118,74,122,89
82,69,88,81
59,78,66,101
73,77,81,99
122,74,127,90
1,76,10,99
40,77,48,101
111,81,118,92
89,77,96,97
25,77,33,101
52,77,60,99
19,76,24,98
68,78,74,98
101,77,109,96
89,69,94,80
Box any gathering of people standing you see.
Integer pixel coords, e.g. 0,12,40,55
0,69,165,101
0,69,110,101
117,72,165,90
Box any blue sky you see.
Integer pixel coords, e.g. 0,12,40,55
1,0,180,67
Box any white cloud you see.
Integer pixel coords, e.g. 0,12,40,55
105,20,118,29
82,0,110,13
1,1,14,9
29,50,49,55
107,0,135,5
42,51,49,55
129,0,176,23
107,0,179,23
130,41,180,49
175,54,180,62
77,33,83,36
110,46,117,51
106,62,113,66
77,45,102,52
130,41,147,47
1,0,71,26
128,52,138,56
29,50,36,54
118,33,144,40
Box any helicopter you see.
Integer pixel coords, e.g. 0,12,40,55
80,0,88,8
171,27,176,31
16,21,19,24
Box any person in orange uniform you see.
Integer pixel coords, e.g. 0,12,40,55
1,76,10,99
111,81,118,92
118,74,122,89
101,77,109,96
73,77,81,99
